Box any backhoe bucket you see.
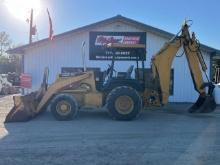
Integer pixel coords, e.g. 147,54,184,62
188,95,216,113
188,82,217,113
4,92,39,122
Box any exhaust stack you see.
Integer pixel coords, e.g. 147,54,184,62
82,41,86,72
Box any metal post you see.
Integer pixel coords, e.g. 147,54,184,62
81,41,86,72
136,60,139,80
142,60,145,88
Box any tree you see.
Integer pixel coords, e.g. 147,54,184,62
0,32,22,74
8,54,22,73
0,31,12,56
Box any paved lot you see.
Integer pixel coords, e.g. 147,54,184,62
0,95,220,165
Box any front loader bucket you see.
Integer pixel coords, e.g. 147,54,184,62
4,92,39,123
188,95,216,113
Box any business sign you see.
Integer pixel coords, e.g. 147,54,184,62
89,32,146,61
20,73,32,88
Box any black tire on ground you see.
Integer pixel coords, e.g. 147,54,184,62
50,93,78,121
106,86,142,121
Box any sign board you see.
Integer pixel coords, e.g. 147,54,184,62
89,32,146,61
20,73,32,88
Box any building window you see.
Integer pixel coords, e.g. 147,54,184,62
170,69,174,95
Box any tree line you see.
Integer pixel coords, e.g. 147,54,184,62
0,31,22,74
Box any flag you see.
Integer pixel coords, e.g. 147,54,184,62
47,8,54,41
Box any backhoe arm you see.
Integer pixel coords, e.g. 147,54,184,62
183,33,206,95
183,32,216,113
151,23,216,113
151,23,205,105
151,36,182,104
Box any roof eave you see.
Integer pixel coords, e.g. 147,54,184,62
7,48,25,54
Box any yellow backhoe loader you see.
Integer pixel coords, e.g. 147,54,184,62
5,22,216,122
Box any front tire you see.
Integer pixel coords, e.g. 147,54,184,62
50,93,78,121
106,86,142,120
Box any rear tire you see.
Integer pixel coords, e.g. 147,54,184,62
50,93,78,121
106,86,142,121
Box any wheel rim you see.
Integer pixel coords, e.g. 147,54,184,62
56,100,71,116
115,95,134,115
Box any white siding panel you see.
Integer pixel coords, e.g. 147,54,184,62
92,22,143,32
169,50,210,102
146,33,168,68
169,51,198,102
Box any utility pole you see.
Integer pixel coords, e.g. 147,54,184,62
29,8,33,44
22,9,34,94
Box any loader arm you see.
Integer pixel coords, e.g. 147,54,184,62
5,72,91,122
151,23,216,112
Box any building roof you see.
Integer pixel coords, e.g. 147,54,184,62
7,15,220,55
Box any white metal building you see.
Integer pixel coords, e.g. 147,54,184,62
9,15,220,103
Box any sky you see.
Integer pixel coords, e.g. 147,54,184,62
0,0,219,50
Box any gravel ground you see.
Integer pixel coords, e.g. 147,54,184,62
0,95,220,165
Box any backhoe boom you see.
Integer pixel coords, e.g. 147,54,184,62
151,23,216,112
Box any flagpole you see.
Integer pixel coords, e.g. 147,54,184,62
47,8,54,41
22,8,33,94
29,8,33,44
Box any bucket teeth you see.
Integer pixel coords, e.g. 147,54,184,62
4,106,32,122
188,95,216,113
4,93,39,123
197,96,216,113
188,95,205,113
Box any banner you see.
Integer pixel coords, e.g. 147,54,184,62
89,32,146,61
20,73,32,88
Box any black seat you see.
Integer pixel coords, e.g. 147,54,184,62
126,65,134,78
116,65,134,79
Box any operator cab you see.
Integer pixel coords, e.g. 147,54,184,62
95,43,146,93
